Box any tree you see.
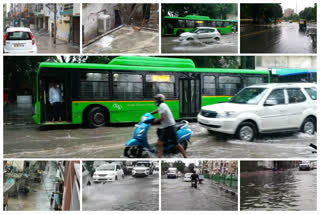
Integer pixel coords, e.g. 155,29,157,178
241,4,283,23
188,163,195,172
161,161,170,173
299,5,317,21
172,161,186,173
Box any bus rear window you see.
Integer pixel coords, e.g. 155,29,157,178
7,32,31,40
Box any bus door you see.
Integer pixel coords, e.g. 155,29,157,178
179,78,201,118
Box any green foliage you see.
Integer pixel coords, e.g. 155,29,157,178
188,163,195,172
241,4,283,23
172,161,186,173
162,4,237,20
299,4,317,21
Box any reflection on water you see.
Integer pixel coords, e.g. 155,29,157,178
241,169,317,210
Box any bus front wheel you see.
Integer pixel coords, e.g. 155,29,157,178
87,106,106,128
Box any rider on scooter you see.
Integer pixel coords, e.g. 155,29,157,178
151,94,187,158
191,170,199,187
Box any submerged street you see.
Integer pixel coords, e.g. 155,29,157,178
161,176,237,211
4,121,316,158
241,22,316,53
240,168,317,211
161,33,238,53
82,172,159,211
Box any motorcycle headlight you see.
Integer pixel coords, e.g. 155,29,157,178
216,111,235,118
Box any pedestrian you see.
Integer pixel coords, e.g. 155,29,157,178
151,94,187,158
49,82,63,121
50,192,54,209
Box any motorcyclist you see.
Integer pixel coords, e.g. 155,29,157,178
151,94,187,158
191,170,199,187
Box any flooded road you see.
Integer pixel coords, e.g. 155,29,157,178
240,168,317,211
4,122,316,158
161,176,237,211
7,162,56,211
162,33,238,53
83,172,159,211
241,22,316,53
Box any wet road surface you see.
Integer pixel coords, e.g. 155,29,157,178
4,122,316,158
83,172,159,211
240,168,317,211
83,26,159,54
161,176,237,211
34,32,80,53
7,162,57,211
162,33,238,53
241,22,316,53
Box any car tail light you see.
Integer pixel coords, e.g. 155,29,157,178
29,32,35,45
3,32,8,46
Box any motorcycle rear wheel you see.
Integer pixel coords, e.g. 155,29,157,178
124,146,142,158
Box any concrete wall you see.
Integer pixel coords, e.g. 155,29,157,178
82,3,116,44
255,56,317,70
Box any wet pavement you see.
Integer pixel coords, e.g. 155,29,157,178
83,26,159,54
161,176,237,211
34,31,80,53
4,121,317,158
240,168,317,211
161,33,238,53
241,22,316,53
7,162,57,211
83,172,159,211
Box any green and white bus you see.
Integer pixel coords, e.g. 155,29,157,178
162,15,237,36
33,56,270,127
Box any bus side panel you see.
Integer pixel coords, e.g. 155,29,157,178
33,101,41,124
72,100,180,124
201,96,231,107
217,25,232,34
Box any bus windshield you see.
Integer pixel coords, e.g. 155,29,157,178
229,88,267,104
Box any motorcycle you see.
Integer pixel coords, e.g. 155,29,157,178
124,113,191,158
191,179,197,188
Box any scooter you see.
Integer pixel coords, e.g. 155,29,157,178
124,113,191,158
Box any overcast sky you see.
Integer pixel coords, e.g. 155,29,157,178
281,1,316,13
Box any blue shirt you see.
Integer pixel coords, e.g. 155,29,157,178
49,87,62,104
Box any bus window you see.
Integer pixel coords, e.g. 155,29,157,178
216,22,223,27
218,76,241,96
244,76,264,87
145,74,175,99
113,74,143,99
203,76,216,95
186,20,195,28
177,20,186,28
80,72,109,99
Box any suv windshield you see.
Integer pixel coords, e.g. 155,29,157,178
97,165,115,171
191,28,200,33
229,88,267,104
7,31,31,40
304,87,317,100
136,162,150,167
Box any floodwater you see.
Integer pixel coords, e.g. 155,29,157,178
240,168,317,211
4,122,316,158
161,176,237,211
162,33,238,53
241,22,316,53
83,172,159,211
7,162,57,211
83,26,159,53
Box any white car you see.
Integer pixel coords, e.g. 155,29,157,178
299,161,311,170
198,83,317,141
3,27,37,53
184,173,192,182
132,161,153,177
179,27,221,42
93,163,124,182
167,167,178,178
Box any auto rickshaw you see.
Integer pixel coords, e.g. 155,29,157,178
299,19,307,31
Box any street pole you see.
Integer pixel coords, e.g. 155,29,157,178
54,4,56,44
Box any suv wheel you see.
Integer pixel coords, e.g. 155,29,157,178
214,37,220,41
186,38,194,41
301,117,316,135
177,30,184,36
237,122,257,142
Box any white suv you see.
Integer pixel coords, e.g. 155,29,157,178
4,27,37,53
198,83,317,141
179,27,221,42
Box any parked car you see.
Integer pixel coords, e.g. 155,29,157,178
82,164,93,186
3,27,37,53
184,173,192,182
167,167,178,178
198,83,317,141
92,163,124,182
132,161,154,177
299,161,311,170
179,27,221,42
